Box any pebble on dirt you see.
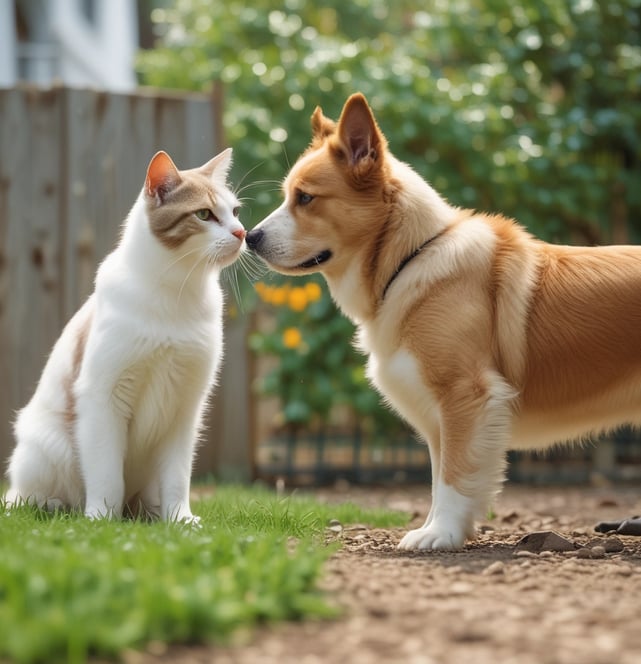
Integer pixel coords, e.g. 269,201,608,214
515,530,576,554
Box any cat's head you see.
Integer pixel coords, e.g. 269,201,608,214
144,148,245,268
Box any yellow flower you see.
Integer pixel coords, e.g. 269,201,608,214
271,286,289,306
305,282,322,302
255,282,292,306
288,287,308,311
282,327,302,349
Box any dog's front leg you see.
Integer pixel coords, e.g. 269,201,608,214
398,370,515,551
420,432,441,529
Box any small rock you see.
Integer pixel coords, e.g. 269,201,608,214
450,582,473,595
367,606,390,619
604,536,625,553
327,519,343,534
450,629,488,643
590,545,606,559
446,565,464,576
597,497,620,508
582,536,624,555
562,559,584,570
515,530,576,554
614,565,633,577
577,547,592,559
585,537,604,548
501,510,520,524
483,561,505,576
515,550,537,558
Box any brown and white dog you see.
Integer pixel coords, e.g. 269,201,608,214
246,93,641,550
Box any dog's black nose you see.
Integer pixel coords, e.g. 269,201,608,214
245,228,264,251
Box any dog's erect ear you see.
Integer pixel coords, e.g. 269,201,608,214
336,93,386,169
311,106,336,140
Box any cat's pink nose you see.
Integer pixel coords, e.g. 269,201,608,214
233,229,246,241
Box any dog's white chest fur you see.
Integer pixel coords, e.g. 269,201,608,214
364,340,440,439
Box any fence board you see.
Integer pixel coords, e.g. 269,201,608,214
0,85,249,482
0,88,65,459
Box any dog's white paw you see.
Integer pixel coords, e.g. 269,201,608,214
398,523,465,551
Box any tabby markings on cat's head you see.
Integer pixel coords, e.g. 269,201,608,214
144,149,246,263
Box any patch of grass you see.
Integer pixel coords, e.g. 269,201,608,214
0,484,408,663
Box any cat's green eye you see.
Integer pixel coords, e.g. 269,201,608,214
195,209,218,222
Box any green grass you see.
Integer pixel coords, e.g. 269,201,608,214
0,485,408,663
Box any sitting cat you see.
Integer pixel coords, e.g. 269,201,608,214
5,149,246,522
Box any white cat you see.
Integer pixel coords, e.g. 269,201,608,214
5,148,245,522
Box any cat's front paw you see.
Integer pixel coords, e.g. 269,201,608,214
85,506,119,520
398,523,466,551
165,507,201,527
178,514,202,529
175,514,203,530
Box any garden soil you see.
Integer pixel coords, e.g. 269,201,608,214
127,485,641,664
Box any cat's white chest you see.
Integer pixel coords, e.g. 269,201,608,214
77,270,222,449
114,339,216,443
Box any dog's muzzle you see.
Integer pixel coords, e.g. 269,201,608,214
245,228,265,251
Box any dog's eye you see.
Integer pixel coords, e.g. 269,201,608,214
195,209,219,223
232,206,240,218
297,191,314,206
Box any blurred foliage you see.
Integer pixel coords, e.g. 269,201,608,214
138,0,641,430
248,277,404,433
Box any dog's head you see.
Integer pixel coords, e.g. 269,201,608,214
246,94,394,278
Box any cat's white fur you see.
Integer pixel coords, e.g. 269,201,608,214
5,149,245,521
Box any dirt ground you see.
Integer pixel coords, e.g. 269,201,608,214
131,484,641,664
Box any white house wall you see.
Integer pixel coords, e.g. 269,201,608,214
0,0,17,87
3,0,138,91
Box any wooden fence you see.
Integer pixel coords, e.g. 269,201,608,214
0,85,253,481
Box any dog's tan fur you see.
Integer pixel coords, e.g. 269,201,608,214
247,93,641,549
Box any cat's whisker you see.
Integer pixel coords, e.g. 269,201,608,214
237,250,267,282
235,178,282,196
222,263,244,312
176,248,211,305
280,142,291,170
159,245,204,279
233,162,268,196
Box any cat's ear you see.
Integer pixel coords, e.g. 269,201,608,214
200,148,233,182
145,151,182,203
